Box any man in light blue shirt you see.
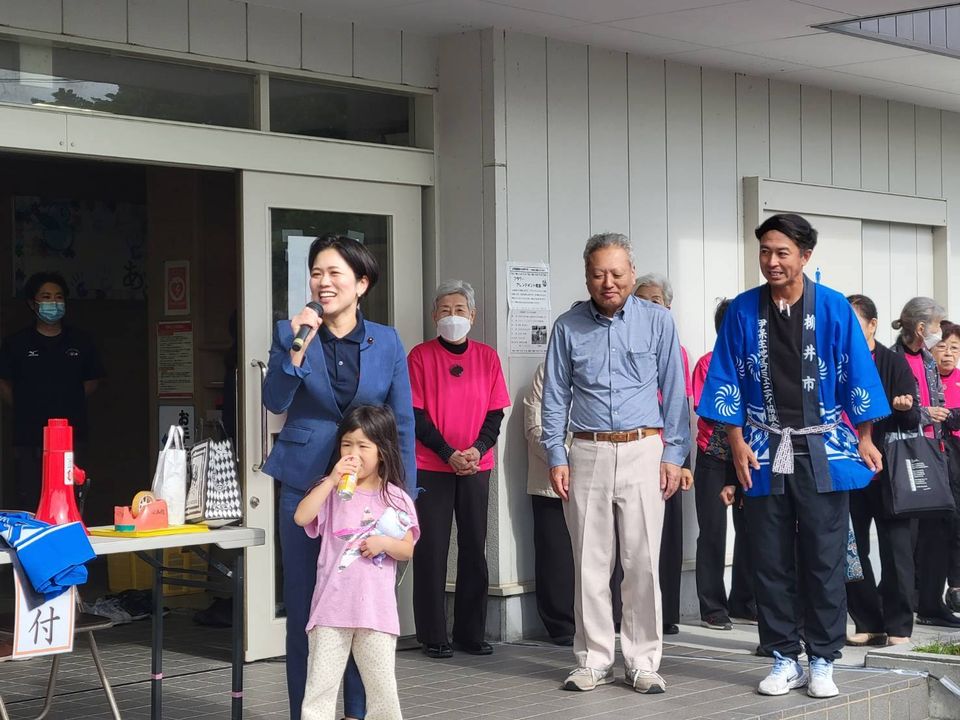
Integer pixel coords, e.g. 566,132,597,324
542,232,689,695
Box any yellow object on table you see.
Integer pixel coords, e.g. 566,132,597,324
89,525,209,538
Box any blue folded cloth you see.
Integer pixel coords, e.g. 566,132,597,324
0,512,95,600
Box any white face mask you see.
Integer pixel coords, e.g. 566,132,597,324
437,315,471,343
924,330,943,350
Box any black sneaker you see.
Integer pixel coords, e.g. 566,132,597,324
422,643,453,659
917,612,960,629
452,640,493,655
946,588,960,614
701,615,733,631
663,623,679,635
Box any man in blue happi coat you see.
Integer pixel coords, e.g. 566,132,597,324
698,214,889,699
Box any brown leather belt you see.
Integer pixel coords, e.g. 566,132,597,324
572,428,659,443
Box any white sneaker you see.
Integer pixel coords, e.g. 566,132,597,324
757,651,807,696
807,657,838,698
625,668,666,694
561,666,615,691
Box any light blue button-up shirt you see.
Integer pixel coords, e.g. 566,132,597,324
541,296,690,468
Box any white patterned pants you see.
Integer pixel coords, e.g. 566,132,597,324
303,626,402,720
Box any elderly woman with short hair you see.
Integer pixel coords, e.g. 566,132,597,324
408,280,511,658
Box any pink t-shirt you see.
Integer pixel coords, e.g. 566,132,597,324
903,350,934,438
408,339,511,473
692,351,717,453
680,345,693,400
941,368,960,439
304,484,419,636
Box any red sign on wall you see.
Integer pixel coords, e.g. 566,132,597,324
164,261,190,316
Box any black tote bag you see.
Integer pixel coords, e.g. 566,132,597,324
883,429,955,518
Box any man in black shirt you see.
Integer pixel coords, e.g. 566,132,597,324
0,272,105,510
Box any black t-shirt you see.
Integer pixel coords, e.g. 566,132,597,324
767,292,805,448
0,325,105,447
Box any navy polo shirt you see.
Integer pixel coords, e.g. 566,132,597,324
0,325,105,446
317,311,366,413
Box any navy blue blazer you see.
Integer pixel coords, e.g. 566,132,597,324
262,318,417,495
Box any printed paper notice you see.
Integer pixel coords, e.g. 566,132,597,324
12,570,75,659
157,321,194,398
507,263,550,310
509,308,551,356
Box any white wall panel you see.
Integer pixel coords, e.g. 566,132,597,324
128,0,187,52
189,0,247,61
831,91,861,188
917,225,935,297
301,15,353,77
890,223,919,316
402,32,439,88
628,56,668,276
943,111,960,314
504,33,548,261
247,4,301,68
0,0,61,33
546,39,590,314
63,0,126,42
700,68,738,355
889,101,917,195
588,48,629,235
353,26,402,84
861,221,893,344
665,62,703,355
805,214,862,297
769,80,801,182
915,106,942,198
736,75,769,288
801,85,831,184
860,96,889,192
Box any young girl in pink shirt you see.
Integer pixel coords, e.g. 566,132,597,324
294,405,419,720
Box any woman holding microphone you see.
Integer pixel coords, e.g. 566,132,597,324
262,234,416,720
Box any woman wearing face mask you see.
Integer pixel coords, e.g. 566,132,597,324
929,322,960,617
0,271,104,510
408,280,510,659
891,297,960,629
262,235,416,720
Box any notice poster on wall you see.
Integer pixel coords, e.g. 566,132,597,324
158,405,195,449
164,260,190,316
157,322,194,398
507,262,551,355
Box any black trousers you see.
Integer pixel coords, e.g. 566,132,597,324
659,489,682,626
744,456,848,661
846,479,914,637
413,469,490,645
916,516,956,617
949,515,960,588
694,451,756,620
531,495,576,640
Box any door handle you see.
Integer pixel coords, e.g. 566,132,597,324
251,359,268,471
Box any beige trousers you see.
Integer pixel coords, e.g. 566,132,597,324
564,435,665,672
303,627,401,720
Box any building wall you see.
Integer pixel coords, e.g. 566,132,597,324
0,0,438,89
437,28,960,633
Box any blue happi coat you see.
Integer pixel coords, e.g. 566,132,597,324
698,276,890,496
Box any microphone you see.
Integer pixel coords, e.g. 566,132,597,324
292,301,324,352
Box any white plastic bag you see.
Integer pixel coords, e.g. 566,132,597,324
151,425,188,525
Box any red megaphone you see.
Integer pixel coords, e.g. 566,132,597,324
35,418,88,534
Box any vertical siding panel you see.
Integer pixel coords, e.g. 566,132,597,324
916,226,935,297
504,33,548,262
915,106,942,197
665,62,703,358
301,16,353,76
700,68,738,356
769,80,801,181
353,26,403,84
547,40,590,314
888,102,917,195
942,111,960,315
736,75,769,289
861,221,893,344
831,91,861,188
628,56,668,277
861,96,890,192
800,85,832,184
588,48,629,234
890,222,919,317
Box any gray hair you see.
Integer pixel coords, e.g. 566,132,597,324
892,296,945,338
582,233,635,267
433,279,476,312
635,272,674,307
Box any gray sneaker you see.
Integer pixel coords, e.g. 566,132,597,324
625,668,666,694
561,666,615,691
